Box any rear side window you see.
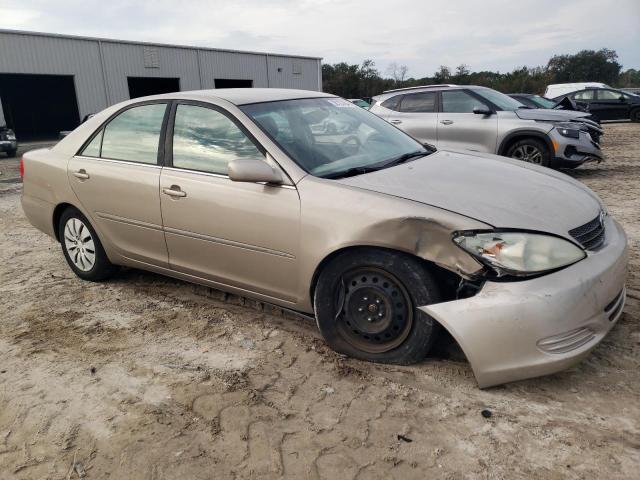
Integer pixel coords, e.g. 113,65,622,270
441,90,488,113
98,103,167,164
573,90,595,101
171,104,263,175
381,95,403,111
400,92,436,113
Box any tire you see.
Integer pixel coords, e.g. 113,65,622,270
58,207,117,281
631,108,640,123
506,138,551,167
7,149,17,158
313,248,441,365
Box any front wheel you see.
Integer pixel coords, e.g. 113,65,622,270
59,207,117,281
631,109,640,123
314,249,441,364
506,138,551,167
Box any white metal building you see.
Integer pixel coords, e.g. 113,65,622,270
0,29,322,140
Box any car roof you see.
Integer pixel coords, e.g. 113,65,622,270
138,88,335,106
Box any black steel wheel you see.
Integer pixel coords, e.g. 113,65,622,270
337,267,413,354
314,248,441,364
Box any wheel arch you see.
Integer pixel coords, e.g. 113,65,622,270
497,130,554,157
52,202,77,242
309,245,464,313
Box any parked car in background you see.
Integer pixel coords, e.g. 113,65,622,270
59,114,95,139
348,98,371,109
545,82,609,99
550,88,640,122
20,88,628,388
369,85,603,168
0,125,17,157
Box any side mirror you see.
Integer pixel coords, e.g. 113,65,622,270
619,96,626,102
228,158,283,184
473,106,494,115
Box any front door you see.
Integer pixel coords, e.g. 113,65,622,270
159,102,300,302
592,89,631,120
68,102,169,267
437,90,498,153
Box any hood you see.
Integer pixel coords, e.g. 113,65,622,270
514,108,590,122
337,150,602,239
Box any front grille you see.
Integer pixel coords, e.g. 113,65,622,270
569,213,605,250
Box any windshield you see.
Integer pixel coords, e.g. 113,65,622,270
241,97,429,178
529,95,557,109
474,88,526,111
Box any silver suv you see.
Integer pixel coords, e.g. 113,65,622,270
369,85,604,168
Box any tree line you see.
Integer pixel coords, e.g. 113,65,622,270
322,48,640,99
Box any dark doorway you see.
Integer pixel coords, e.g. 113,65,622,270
127,77,180,99
0,73,80,141
214,79,253,88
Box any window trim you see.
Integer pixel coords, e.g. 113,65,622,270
76,100,171,166
165,100,267,176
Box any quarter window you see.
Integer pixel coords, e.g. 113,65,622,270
81,130,102,157
101,103,167,163
171,104,263,175
400,92,436,113
441,90,488,113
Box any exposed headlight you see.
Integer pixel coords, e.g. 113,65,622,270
453,231,586,276
556,126,580,139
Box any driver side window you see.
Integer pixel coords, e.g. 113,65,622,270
441,90,488,113
171,104,263,175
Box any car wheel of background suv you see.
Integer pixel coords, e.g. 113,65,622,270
313,248,441,365
506,138,551,167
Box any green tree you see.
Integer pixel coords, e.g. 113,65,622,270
547,48,621,85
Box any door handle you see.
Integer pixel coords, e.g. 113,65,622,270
389,119,402,124
73,169,90,179
440,120,454,125
162,185,187,198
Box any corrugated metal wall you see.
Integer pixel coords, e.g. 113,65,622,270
0,30,322,126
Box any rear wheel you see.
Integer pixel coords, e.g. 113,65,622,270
314,249,441,364
631,108,640,123
506,138,551,167
58,207,116,281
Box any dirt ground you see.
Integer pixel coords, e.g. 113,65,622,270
1,125,639,479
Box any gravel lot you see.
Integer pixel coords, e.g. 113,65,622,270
1,125,639,479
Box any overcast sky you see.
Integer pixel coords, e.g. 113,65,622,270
1,0,639,77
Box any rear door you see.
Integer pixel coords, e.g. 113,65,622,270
159,101,300,302
570,89,596,113
68,102,169,267
592,89,631,120
437,90,498,153
388,91,438,145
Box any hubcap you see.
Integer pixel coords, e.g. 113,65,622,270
335,268,413,354
63,218,96,272
512,144,543,164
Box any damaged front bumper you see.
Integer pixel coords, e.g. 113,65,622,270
550,128,604,167
420,215,628,388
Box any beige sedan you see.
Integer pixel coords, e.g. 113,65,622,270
21,89,627,387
